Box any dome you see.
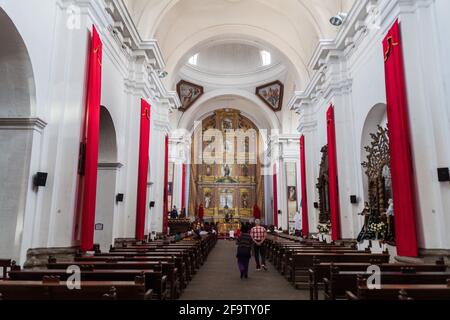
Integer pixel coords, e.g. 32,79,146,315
186,42,280,76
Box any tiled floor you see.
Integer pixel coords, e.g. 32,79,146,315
180,240,309,300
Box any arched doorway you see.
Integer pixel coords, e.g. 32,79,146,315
94,106,120,251
359,104,394,243
0,8,41,262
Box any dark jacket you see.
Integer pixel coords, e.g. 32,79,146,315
236,233,252,258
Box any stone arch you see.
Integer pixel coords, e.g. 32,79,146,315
177,89,281,133
0,8,36,117
98,106,118,163
95,106,120,252
0,8,40,263
360,103,388,202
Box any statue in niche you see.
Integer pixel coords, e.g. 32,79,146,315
361,125,394,243
242,164,249,177
241,193,249,209
223,164,231,177
204,192,212,209
205,165,212,176
222,118,233,130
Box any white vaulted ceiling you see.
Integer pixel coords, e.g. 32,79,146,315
123,0,355,90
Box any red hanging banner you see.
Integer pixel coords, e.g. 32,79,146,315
163,135,169,234
300,135,309,236
383,20,418,257
273,163,278,227
327,105,341,241
80,26,103,251
135,99,151,241
253,204,261,220
181,163,186,211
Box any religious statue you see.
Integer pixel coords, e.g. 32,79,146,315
242,164,249,177
385,199,395,241
206,165,212,176
223,164,231,177
204,193,212,209
288,186,297,202
241,193,249,208
223,118,233,130
356,202,377,242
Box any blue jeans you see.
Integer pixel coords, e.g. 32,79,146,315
254,243,266,269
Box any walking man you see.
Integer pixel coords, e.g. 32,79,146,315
250,219,267,271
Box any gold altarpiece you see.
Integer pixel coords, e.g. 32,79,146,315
188,109,264,233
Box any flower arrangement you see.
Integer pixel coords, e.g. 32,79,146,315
317,223,331,234
369,222,386,233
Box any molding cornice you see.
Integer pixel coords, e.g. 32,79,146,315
98,162,124,169
63,0,181,111
288,0,435,113
0,118,48,133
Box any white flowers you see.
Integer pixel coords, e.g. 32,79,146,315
317,223,331,234
369,222,386,233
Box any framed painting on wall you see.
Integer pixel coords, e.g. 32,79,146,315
256,80,284,111
177,80,204,111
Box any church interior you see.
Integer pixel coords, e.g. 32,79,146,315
1,0,450,303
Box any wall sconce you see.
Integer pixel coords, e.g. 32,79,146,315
116,193,124,203
437,168,450,182
34,172,48,188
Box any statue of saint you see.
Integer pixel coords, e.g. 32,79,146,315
205,193,212,209
205,165,212,176
242,194,249,208
385,199,395,241
223,164,231,177
242,164,249,177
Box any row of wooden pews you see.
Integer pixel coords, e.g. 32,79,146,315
0,233,217,300
266,233,450,300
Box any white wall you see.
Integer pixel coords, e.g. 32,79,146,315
292,0,450,252
0,0,174,263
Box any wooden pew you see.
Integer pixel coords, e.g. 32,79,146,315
346,279,450,300
325,270,450,300
288,252,390,289
92,252,189,286
8,268,163,300
74,255,182,299
47,260,170,300
309,261,447,300
0,259,11,279
279,247,360,276
0,278,152,300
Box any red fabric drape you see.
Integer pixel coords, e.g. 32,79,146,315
273,163,278,227
163,135,169,234
135,99,151,241
300,135,309,236
253,204,261,220
383,20,418,257
198,204,204,221
327,105,341,241
181,163,186,210
80,26,103,251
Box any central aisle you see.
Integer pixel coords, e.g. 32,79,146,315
180,240,309,300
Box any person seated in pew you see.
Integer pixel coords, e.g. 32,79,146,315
170,206,179,219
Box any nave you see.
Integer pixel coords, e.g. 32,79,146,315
1,0,450,305
180,240,308,300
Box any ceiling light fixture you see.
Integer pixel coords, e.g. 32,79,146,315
158,71,168,79
330,12,348,27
